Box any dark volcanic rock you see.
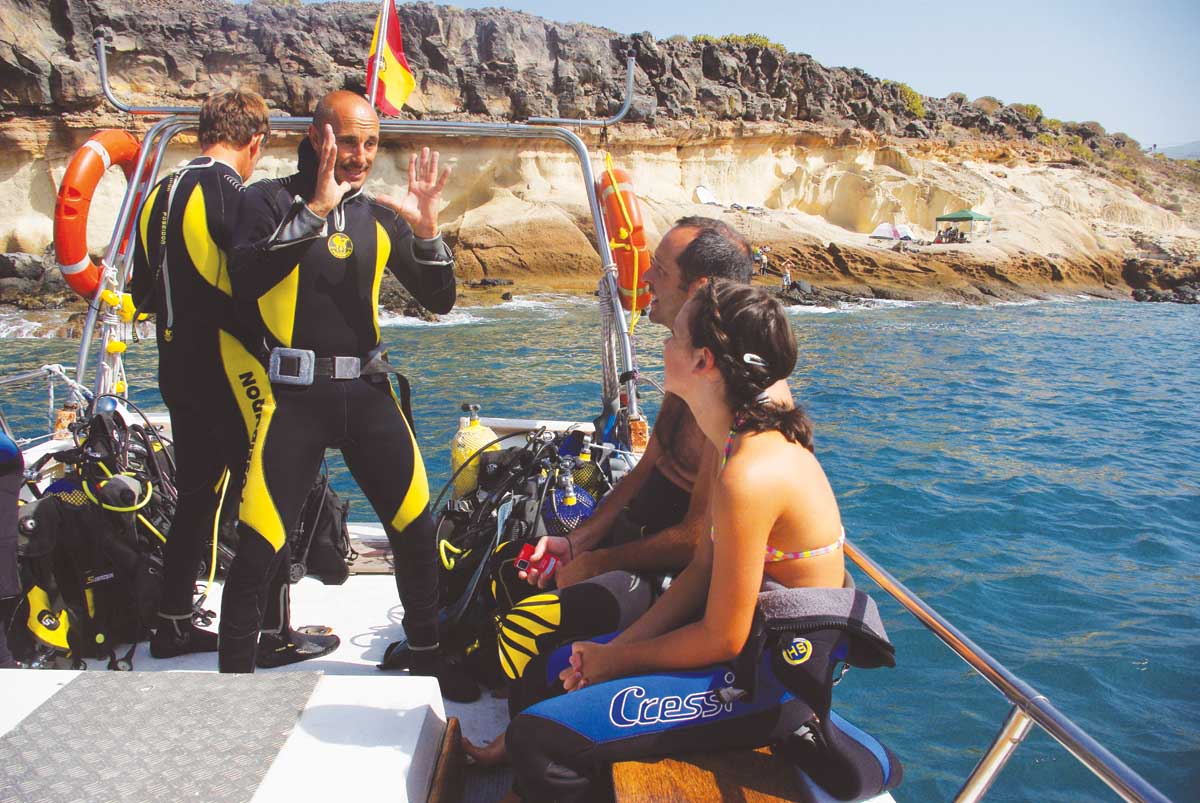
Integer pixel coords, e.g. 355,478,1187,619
0,0,1067,142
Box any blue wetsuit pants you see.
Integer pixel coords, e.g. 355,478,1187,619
506,641,808,802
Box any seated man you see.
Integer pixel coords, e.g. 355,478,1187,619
524,217,755,593
467,217,792,763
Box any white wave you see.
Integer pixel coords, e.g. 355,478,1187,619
784,303,843,315
379,308,489,327
0,311,63,339
497,293,597,311
0,317,50,338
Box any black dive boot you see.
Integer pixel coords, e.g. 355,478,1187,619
255,581,338,669
384,641,481,703
150,612,219,658
256,629,340,668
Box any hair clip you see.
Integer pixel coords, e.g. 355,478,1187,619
755,391,772,405
742,353,768,368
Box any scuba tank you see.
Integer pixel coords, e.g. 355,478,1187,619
541,460,597,537
450,404,500,500
570,435,608,499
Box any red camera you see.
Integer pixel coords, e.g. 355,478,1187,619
514,542,557,578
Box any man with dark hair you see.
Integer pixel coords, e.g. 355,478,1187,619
130,87,274,659
218,90,475,700
523,216,757,590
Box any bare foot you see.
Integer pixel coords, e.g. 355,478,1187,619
461,731,508,766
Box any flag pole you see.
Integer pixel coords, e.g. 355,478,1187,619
367,0,390,111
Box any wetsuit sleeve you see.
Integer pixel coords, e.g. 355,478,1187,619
230,182,326,299
207,168,245,252
129,181,163,313
380,209,457,315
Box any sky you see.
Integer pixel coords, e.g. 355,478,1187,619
288,0,1200,146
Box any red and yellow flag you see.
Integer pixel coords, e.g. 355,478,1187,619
366,0,415,116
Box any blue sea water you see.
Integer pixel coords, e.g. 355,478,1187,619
1,296,1196,801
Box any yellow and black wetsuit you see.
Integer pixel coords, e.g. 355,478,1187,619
218,144,455,673
130,158,273,639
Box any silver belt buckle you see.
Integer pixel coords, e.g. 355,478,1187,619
332,356,361,380
268,347,315,386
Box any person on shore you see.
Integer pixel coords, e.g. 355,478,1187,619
129,88,275,659
0,430,23,668
219,90,476,700
505,280,846,800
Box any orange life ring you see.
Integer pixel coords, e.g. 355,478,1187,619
596,166,651,313
54,129,141,299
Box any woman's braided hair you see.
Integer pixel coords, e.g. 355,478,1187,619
688,280,814,450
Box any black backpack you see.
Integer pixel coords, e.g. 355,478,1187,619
10,411,173,670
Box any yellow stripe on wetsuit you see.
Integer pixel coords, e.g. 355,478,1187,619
389,380,429,532
258,266,300,348
498,593,562,680
182,184,232,296
222,330,285,551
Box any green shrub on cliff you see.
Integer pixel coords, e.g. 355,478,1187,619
1036,132,1057,147
1043,118,1063,131
1064,134,1096,162
885,81,925,119
1011,103,1043,122
972,96,1003,114
691,33,786,51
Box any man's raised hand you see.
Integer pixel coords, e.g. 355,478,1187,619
376,146,451,240
307,124,351,219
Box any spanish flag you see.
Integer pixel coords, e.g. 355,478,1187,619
366,0,415,116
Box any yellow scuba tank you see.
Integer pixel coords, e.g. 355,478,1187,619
572,435,607,498
450,403,500,499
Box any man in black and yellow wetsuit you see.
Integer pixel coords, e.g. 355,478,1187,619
130,89,282,659
219,90,476,699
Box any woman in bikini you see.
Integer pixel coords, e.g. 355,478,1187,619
503,280,847,799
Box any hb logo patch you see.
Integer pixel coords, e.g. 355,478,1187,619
328,232,354,259
781,637,813,666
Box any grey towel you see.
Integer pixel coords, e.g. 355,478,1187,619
757,585,895,668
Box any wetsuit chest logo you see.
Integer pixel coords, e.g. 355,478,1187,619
782,637,813,665
327,232,354,259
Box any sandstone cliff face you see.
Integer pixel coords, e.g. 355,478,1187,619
0,0,1196,310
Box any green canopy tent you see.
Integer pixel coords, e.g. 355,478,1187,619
935,208,992,241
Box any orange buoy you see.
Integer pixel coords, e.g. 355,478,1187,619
596,166,651,313
54,129,141,299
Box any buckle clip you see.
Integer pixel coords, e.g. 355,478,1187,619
268,347,315,386
332,355,361,380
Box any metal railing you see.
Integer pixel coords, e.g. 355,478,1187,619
0,365,90,443
85,32,642,428
843,540,1172,803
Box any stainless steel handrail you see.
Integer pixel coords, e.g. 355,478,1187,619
0,365,87,441
844,540,1172,803
528,51,637,127
87,36,641,424
75,115,187,387
94,30,197,115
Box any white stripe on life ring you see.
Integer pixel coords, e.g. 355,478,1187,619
83,139,112,169
59,254,93,275
599,182,636,201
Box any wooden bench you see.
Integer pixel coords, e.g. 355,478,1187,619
612,746,802,803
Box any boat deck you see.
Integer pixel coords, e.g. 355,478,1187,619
0,573,513,802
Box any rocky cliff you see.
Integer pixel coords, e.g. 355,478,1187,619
1,0,1198,315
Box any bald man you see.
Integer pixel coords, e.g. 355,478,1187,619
219,91,474,699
